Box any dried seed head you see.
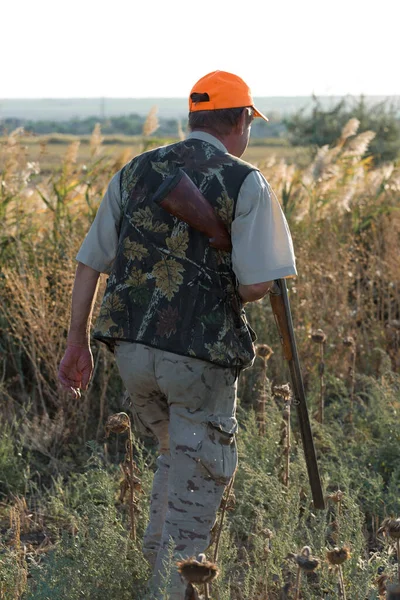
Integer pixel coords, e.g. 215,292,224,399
344,130,376,158
326,546,351,565
90,123,104,157
326,490,344,504
342,336,355,348
288,546,320,572
387,584,400,600
295,556,320,572
257,344,274,360
311,329,327,344
177,120,186,142
378,517,400,539
340,118,360,141
322,273,335,284
105,412,130,436
142,105,159,137
177,557,219,584
64,140,80,166
262,528,274,539
272,383,291,401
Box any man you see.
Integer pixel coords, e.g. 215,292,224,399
58,70,297,599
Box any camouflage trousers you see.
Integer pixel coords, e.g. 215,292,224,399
115,342,238,600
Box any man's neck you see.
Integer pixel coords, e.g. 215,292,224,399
190,128,233,153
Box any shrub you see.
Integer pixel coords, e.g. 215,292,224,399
285,95,400,163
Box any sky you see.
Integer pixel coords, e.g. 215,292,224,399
2,0,399,99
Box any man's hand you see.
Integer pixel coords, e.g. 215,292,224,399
58,343,94,398
59,262,100,397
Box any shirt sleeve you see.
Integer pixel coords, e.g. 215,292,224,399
76,170,122,274
231,170,297,285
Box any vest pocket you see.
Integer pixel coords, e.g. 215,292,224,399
199,416,238,485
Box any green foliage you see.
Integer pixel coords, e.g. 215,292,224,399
0,549,27,600
0,374,399,598
0,421,29,498
26,454,153,599
211,407,376,599
27,513,149,600
285,95,400,162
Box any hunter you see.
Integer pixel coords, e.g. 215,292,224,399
58,70,297,599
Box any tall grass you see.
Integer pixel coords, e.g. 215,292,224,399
0,123,399,599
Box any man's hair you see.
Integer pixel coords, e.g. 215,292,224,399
188,106,254,136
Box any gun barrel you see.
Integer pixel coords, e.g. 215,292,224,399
271,279,325,510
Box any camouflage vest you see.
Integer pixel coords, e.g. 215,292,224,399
93,138,258,369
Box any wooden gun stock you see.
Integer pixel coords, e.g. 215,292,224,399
153,168,232,251
269,283,293,362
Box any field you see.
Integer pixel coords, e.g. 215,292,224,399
0,134,311,175
1,124,400,599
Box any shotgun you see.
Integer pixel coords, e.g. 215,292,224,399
269,279,325,509
153,168,325,510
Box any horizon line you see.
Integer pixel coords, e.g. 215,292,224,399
1,93,400,101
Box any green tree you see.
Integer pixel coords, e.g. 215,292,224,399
285,95,400,163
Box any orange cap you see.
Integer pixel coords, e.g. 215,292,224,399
189,70,268,122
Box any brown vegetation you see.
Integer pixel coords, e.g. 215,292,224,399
0,121,400,598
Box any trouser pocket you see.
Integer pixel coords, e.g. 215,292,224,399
199,416,238,485
130,404,154,437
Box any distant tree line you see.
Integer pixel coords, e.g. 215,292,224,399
0,112,280,139
1,96,399,161
0,114,178,137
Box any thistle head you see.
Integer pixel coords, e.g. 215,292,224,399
105,412,130,436
311,329,327,344
378,517,400,539
256,344,274,360
342,336,355,348
326,546,351,566
272,383,291,401
288,546,320,572
177,555,219,584
326,489,344,504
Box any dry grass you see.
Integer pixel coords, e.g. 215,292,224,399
0,122,400,599
1,120,399,417
0,134,310,174
1,121,399,429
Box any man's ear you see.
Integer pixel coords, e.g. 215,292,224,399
237,109,248,135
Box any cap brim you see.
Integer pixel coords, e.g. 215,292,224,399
253,106,269,122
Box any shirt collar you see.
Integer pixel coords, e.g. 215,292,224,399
186,130,228,154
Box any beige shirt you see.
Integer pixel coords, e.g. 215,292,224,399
76,131,297,284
